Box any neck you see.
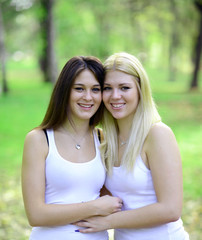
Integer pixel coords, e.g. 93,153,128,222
117,118,132,141
62,120,91,136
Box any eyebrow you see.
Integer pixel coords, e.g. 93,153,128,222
73,83,100,86
104,83,132,86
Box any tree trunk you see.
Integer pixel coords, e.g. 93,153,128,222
39,0,57,83
0,4,8,94
190,1,202,89
168,0,179,82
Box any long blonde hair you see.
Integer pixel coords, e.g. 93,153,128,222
100,52,161,174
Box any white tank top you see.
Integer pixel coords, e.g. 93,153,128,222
105,155,189,240
30,129,108,240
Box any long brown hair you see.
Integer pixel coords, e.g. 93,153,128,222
39,56,104,130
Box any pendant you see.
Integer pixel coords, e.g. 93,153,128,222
120,141,127,146
75,144,81,150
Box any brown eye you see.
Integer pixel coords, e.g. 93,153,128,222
103,87,112,91
121,86,130,91
74,87,84,92
92,87,101,93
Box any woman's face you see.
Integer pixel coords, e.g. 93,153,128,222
69,69,102,123
103,70,139,122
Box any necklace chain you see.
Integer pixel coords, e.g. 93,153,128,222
63,127,90,150
119,136,128,147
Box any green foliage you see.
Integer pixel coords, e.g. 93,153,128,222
0,67,52,171
2,0,200,73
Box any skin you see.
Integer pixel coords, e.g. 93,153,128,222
21,69,122,227
75,70,183,233
69,69,102,124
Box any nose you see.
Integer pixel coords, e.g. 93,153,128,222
83,90,93,101
111,89,121,99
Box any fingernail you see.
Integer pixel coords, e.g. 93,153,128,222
75,230,80,232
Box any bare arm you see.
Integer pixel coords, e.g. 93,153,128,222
76,123,183,232
21,129,122,227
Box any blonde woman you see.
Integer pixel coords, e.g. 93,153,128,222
75,52,189,240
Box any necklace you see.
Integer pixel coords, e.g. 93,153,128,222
63,127,90,150
119,136,128,147
120,140,127,146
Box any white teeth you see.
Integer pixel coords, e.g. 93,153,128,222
111,104,124,108
79,104,92,108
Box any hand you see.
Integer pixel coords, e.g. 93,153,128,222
94,195,123,216
74,215,109,233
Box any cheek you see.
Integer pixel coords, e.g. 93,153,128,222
102,92,109,104
69,92,79,101
96,93,102,103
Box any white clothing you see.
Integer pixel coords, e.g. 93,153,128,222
30,129,108,240
105,155,189,240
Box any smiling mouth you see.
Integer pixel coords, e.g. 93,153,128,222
111,103,125,109
78,103,93,108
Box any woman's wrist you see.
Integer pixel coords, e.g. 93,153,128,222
83,200,99,217
105,213,114,230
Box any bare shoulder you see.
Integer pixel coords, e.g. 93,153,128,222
24,128,48,155
144,122,178,151
143,122,181,171
22,129,49,170
149,122,175,140
25,129,46,144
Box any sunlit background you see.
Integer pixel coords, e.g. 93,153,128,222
0,0,201,239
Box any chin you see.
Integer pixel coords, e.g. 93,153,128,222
80,114,95,120
112,114,124,120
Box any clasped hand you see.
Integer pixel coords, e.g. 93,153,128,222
94,195,123,216
74,215,110,233
74,195,123,233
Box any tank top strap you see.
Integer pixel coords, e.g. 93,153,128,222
46,129,57,153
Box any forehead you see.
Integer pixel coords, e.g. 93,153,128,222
105,70,136,85
74,69,99,85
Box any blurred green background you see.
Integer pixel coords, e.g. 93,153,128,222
0,0,201,239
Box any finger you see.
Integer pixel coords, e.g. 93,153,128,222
78,228,96,233
116,203,123,210
113,207,122,213
72,221,79,225
73,219,87,225
74,221,88,227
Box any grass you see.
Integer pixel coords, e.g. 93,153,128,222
0,66,201,239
